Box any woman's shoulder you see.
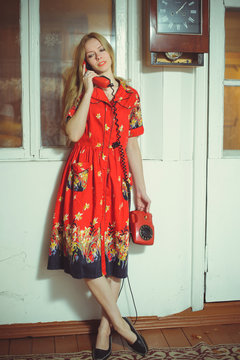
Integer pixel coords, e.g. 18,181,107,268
118,79,140,97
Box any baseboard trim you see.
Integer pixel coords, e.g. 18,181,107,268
1,302,240,339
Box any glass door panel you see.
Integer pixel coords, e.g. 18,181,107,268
0,0,22,148
225,9,240,80
40,0,114,147
224,9,240,150
224,86,240,149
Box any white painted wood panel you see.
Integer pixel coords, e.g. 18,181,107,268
208,0,225,160
141,67,195,161
224,0,240,7
141,68,164,160
162,69,194,161
206,160,240,301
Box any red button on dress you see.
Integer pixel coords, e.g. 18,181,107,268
47,81,144,279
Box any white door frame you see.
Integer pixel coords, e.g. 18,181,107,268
191,56,209,311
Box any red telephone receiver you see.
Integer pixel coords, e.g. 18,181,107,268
83,61,111,88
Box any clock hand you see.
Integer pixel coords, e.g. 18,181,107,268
176,1,187,14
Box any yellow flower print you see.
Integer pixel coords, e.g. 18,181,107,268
119,202,123,210
100,199,103,206
98,171,102,177
96,113,101,119
66,187,70,192
59,196,63,202
118,176,121,181
74,195,77,200
119,125,123,132
131,118,137,127
63,214,69,221
50,241,57,251
96,143,102,148
93,217,98,225
89,131,92,138
90,165,93,171
84,226,90,236
105,124,110,131
102,153,106,160
84,203,90,211
105,205,110,213
75,212,83,220
72,225,77,234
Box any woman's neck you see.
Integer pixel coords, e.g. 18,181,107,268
102,78,119,101
99,70,116,85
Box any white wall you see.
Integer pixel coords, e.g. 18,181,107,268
0,1,208,325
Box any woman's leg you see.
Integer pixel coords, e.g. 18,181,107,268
95,277,121,350
85,276,137,345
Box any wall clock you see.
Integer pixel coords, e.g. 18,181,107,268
149,0,209,54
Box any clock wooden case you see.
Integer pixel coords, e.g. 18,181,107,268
149,0,209,54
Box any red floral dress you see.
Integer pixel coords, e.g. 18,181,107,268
47,81,144,279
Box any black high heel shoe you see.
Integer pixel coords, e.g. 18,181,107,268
123,317,148,356
92,335,112,360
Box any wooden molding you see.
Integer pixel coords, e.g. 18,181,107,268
1,302,240,339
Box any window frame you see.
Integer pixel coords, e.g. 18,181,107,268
0,0,128,161
0,0,30,160
223,6,240,156
209,0,240,159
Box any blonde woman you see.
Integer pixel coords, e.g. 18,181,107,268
48,32,151,360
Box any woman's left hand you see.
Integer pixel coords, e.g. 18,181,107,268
134,191,151,213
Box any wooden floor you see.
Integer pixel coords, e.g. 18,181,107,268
0,324,240,355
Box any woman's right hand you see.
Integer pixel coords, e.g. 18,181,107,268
82,63,96,95
66,63,95,142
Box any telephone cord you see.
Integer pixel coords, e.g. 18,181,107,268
109,83,138,325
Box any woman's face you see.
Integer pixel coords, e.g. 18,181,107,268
84,38,112,75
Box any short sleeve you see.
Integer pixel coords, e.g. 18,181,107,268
128,94,144,138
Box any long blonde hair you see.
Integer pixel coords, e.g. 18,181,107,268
62,32,116,130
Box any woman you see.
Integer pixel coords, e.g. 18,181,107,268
48,32,151,360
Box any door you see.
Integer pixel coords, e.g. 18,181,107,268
206,0,240,302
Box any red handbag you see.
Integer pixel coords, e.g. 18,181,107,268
129,210,154,245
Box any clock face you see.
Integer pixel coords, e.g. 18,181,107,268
157,0,202,34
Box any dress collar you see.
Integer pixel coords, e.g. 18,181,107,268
91,80,134,105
